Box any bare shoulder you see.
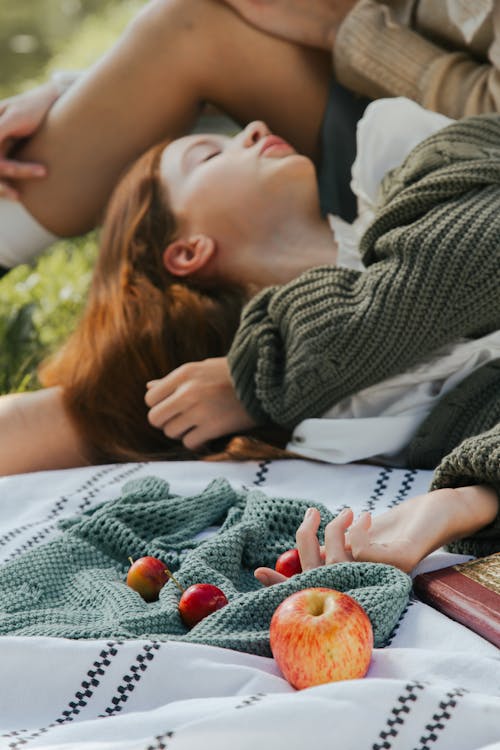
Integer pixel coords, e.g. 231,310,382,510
0,387,91,476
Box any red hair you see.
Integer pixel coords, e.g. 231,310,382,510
40,142,291,462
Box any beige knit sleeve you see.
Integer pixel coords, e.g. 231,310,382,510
430,425,500,556
334,0,500,119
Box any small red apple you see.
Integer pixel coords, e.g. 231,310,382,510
126,556,169,602
270,587,373,689
179,583,228,628
275,548,302,577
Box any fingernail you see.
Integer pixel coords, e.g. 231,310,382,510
256,572,269,585
338,508,349,518
305,508,315,519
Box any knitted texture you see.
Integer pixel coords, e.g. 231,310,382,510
334,0,443,106
228,115,500,429
408,359,500,471
333,0,500,119
430,425,500,557
0,477,411,654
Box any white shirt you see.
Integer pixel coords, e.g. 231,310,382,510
287,98,500,465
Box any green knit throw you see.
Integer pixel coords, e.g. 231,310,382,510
0,477,411,654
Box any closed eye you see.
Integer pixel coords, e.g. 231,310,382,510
202,150,220,162
182,139,226,174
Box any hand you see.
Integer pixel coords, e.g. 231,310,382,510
256,504,421,584
255,506,376,585
0,82,59,200
254,484,498,583
221,0,358,50
145,357,257,451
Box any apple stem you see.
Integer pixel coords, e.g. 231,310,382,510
165,569,185,594
128,556,134,566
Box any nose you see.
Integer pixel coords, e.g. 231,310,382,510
240,120,271,148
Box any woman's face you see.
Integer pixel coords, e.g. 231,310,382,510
159,120,318,246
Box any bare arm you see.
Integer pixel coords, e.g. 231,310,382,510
0,387,90,476
220,0,356,50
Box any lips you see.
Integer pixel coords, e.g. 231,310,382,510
259,135,293,157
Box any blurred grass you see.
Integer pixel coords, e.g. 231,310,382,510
0,1,143,395
0,0,145,98
0,238,97,393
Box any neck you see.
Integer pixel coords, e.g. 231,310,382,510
236,213,337,292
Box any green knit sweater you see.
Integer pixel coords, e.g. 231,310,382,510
228,115,500,554
228,115,500,429
0,477,410,651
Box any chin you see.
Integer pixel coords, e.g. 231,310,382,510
271,154,318,204
267,152,316,189
283,152,314,172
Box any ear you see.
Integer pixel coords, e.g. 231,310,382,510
162,234,216,278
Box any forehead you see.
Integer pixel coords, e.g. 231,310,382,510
162,133,199,161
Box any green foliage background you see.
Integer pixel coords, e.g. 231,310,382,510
0,0,144,394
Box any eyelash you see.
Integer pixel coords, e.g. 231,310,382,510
203,150,220,162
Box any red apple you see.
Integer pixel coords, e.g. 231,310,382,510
270,587,373,689
179,583,228,628
126,556,169,602
275,548,302,577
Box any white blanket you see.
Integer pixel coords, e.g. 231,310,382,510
0,459,498,749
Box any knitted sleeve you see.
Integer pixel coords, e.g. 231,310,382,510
430,424,500,557
228,117,500,428
334,0,500,119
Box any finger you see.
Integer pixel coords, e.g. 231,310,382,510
145,370,190,408
0,182,19,201
183,406,251,450
0,159,46,180
254,567,288,587
145,379,176,408
324,508,354,564
295,507,323,571
182,424,220,452
148,386,194,427
182,426,211,452
159,412,196,440
145,364,196,407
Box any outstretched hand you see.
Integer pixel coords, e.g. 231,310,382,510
254,505,405,585
254,486,486,583
0,82,59,200
221,0,357,50
145,357,257,451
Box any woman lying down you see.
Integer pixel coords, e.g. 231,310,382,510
0,99,499,576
